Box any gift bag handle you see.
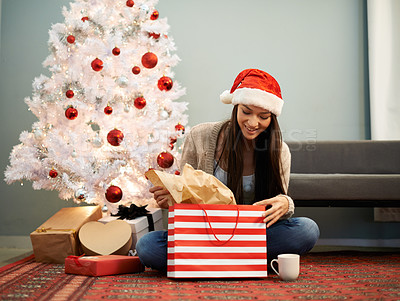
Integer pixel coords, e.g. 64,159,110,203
201,206,239,243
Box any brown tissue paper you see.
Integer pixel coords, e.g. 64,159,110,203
145,164,236,206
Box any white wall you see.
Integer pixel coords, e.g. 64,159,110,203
156,0,370,141
1,0,398,245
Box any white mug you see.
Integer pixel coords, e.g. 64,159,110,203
270,254,300,281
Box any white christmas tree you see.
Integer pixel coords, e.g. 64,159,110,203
4,0,188,212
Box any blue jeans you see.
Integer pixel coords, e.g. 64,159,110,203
136,217,320,272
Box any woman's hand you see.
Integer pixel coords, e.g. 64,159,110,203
253,195,289,228
149,186,171,209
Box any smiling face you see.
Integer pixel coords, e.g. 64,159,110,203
237,104,272,142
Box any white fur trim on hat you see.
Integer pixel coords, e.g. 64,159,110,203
220,90,233,104
231,87,284,116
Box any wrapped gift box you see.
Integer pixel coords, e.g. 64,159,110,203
99,208,163,250
65,255,144,276
79,220,132,256
30,206,102,263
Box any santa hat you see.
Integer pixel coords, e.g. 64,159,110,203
220,69,284,116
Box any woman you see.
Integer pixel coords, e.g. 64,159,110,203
137,69,320,272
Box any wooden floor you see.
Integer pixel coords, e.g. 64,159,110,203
0,248,33,268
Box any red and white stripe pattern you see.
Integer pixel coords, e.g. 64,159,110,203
167,203,267,278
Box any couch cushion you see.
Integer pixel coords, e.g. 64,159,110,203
288,173,400,200
287,141,400,174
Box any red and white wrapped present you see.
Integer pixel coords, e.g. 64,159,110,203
167,203,267,278
65,255,144,276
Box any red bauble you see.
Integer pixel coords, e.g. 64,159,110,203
126,0,134,7
141,52,158,69
112,47,120,56
134,97,146,109
148,32,160,39
81,16,89,22
175,123,185,133
132,66,141,75
91,58,103,71
67,35,75,44
107,129,124,146
150,10,159,20
66,90,74,98
65,107,78,120
157,151,174,168
104,106,113,115
174,170,181,175
49,169,58,178
105,185,123,203
157,76,173,91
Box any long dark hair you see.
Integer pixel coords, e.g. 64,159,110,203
217,105,286,204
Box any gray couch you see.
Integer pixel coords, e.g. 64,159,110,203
286,140,400,207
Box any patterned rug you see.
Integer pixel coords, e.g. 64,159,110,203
0,251,399,300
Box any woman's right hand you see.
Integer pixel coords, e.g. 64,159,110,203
149,186,171,209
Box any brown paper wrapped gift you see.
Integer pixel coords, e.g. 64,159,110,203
30,206,102,263
145,164,236,206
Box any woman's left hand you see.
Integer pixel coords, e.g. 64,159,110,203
253,195,289,228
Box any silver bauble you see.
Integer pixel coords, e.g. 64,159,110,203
35,84,44,91
148,133,156,143
52,64,62,73
160,110,169,120
34,129,44,139
116,76,129,88
92,135,103,148
75,189,87,201
140,4,149,14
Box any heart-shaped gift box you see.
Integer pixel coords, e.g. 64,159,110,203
79,220,132,256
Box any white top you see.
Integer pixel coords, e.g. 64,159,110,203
214,161,255,204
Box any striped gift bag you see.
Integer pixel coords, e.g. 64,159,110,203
167,203,267,278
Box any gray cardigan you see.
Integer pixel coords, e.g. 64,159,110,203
180,121,294,218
